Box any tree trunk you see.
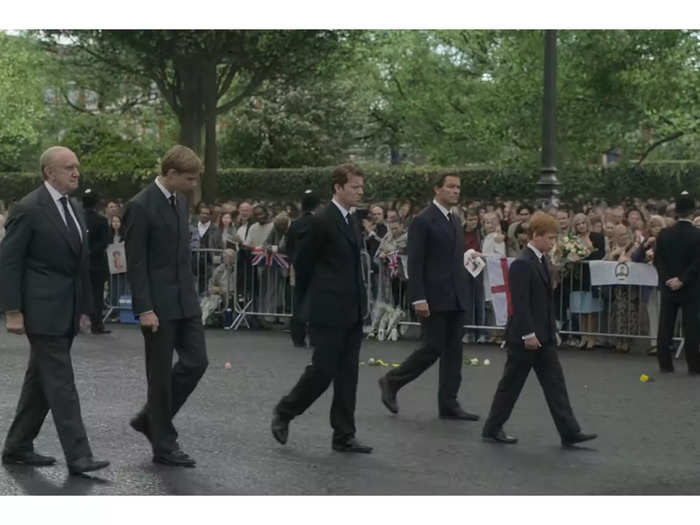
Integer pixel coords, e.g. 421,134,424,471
201,60,219,203
174,58,205,206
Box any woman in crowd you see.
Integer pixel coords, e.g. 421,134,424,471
110,214,124,243
219,211,238,249
481,212,507,343
568,213,606,350
463,208,485,343
605,224,641,352
631,214,666,355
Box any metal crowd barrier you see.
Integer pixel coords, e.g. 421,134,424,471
101,248,685,357
364,256,684,356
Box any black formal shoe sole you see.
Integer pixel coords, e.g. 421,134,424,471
561,434,597,447
130,417,152,442
332,444,373,454
378,377,398,414
271,417,289,445
152,456,196,468
68,460,110,475
2,454,57,467
482,434,518,444
439,413,480,421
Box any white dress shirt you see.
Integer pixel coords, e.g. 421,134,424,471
331,198,351,222
154,176,175,203
44,181,82,241
197,221,211,239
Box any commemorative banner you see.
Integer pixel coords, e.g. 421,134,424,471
587,260,658,287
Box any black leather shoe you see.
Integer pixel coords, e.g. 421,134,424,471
660,367,674,373
332,438,373,454
130,415,152,442
91,328,112,334
271,412,289,445
68,456,110,475
2,450,57,466
153,449,196,468
482,429,518,444
562,432,597,447
439,408,480,421
378,376,398,414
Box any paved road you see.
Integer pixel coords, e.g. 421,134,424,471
0,324,699,495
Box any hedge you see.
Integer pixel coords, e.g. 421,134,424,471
1,161,698,206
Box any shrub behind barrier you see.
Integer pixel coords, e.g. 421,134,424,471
1,161,697,206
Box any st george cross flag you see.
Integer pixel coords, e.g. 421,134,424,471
485,256,514,326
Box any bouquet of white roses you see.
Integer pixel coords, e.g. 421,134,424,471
557,234,591,263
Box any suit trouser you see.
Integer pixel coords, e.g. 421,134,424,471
135,316,209,454
275,321,363,444
384,310,465,412
89,270,107,329
482,342,581,439
657,296,700,372
4,334,92,463
290,286,307,346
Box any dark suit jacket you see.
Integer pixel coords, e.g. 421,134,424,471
407,203,472,313
123,182,200,320
505,247,557,345
85,208,110,278
0,184,91,336
198,223,222,250
295,203,367,327
653,220,700,302
286,211,314,264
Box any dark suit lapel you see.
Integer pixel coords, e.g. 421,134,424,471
528,248,551,290
70,197,89,257
38,185,80,256
329,204,356,250
151,183,179,232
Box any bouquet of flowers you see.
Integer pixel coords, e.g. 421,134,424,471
557,234,591,263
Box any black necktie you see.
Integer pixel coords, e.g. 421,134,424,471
169,195,177,214
541,255,551,283
59,196,81,250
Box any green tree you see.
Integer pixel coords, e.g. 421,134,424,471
44,30,355,201
0,33,47,171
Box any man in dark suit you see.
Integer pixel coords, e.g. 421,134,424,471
378,173,478,421
271,164,372,453
481,212,596,446
83,188,112,334
0,146,110,475
653,191,700,374
123,145,209,468
193,202,222,295
286,190,320,348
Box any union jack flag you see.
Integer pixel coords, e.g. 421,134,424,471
251,248,271,267
271,252,289,269
387,251,399,277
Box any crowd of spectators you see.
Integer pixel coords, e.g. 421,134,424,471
21,191,694,353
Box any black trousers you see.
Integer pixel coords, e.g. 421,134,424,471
89,270,107,330
384,310,465,413
482,342,581,439
290,285,307,346
4,334,92,463
135,316,209,454
275,321,363,444
657,296,700,372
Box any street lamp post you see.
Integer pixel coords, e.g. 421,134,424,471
537,29,561,210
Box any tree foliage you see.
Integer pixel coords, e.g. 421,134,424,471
0,33,47,171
